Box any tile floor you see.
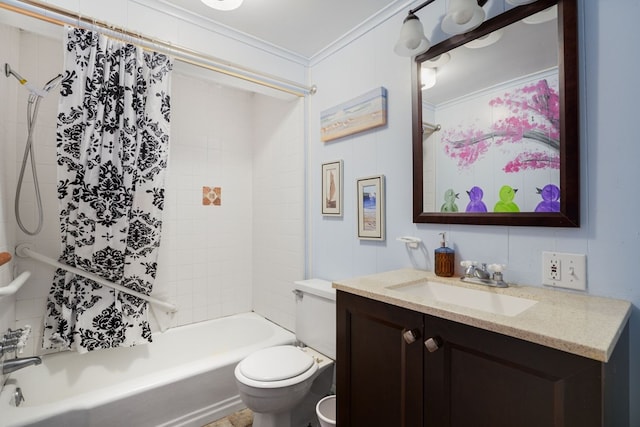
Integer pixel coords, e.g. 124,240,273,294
205,408,253,427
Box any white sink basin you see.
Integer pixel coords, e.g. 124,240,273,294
387,281,537,317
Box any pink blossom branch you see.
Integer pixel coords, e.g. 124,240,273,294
441,79,561,170
503,152,560,173
447,130,559,151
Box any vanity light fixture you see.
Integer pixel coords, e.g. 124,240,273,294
393,1,435,57
201,0,243,11
395,0,488,57
442,0,486,35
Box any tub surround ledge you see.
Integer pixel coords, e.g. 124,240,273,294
332,268,631,362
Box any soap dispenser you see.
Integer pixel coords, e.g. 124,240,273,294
435,232,455,277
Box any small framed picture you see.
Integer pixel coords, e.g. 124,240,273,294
322,161,343,216
357,175,385,240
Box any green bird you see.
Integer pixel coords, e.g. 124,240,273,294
494,185,520,212
441,188,459,212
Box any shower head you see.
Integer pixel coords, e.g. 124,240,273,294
43,74,63,93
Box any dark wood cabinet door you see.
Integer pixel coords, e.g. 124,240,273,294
337,291,424,427
423,315,608,427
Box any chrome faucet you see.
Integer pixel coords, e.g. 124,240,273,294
1,356,41,374
473,263,491,280
460,261,508,288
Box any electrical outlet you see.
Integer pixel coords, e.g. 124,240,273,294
542,252,587,290
548,258,560,280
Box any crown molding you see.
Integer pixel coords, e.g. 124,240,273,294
133,0,416,68
309,0,415,66
132,0,311,66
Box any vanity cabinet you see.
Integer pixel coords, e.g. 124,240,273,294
336,290,424,427
336,291,629,427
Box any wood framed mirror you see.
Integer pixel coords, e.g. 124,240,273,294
412,0,578,226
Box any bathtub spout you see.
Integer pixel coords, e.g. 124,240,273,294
2,356,41,374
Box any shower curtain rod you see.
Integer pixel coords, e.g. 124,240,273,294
0,0,315,97
15,244,178,313
422,121,441,132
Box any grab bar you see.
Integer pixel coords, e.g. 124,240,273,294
16,243,177,313
0,271,32,297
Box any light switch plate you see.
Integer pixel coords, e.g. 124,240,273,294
542,251,587,290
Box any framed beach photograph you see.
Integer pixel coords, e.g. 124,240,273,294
320,87,388,142
322,160,343,216
357,175,385,240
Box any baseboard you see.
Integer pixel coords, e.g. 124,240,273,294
158,394,245,427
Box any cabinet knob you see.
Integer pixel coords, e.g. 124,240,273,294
424,337,443,353
402,329,421,344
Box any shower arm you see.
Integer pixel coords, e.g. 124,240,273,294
5,63,26,83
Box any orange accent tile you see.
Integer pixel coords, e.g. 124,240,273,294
202,186,222,206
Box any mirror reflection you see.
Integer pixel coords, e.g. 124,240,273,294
422,7,559,213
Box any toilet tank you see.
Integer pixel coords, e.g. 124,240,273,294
294,279,336,360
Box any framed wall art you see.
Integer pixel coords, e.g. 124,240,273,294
357,175,385,240
320,87,388,142
322,160,343,216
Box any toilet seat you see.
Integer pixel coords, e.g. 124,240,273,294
235,345,319,388
239,345,314,381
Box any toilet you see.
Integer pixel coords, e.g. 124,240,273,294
234,279,336,427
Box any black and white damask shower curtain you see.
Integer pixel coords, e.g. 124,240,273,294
43,27,172,353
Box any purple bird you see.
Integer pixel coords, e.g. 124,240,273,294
465,186,488,212
535,184,560,212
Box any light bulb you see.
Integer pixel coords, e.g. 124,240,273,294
453,9,473,25
201,0,243,11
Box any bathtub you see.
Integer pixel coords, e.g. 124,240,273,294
0,312,295,427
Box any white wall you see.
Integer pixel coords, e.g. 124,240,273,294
251,95,305,331
308,1,640,424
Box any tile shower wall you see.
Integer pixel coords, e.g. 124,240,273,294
1,27,62,355
251,94,305,332
2,26,305,355
0,23,20,335
156,71,257,327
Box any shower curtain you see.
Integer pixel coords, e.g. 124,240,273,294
43,27,173,353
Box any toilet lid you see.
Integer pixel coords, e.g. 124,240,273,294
239,345,314,382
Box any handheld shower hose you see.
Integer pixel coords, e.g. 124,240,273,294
5,63,62,236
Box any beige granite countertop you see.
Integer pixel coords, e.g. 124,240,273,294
333,269,631,362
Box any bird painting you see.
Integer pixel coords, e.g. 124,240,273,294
494,185,520,212
441,188,460,212
535,184,560,212
465,186,488,212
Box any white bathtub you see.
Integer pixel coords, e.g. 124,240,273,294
0,312,295,427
